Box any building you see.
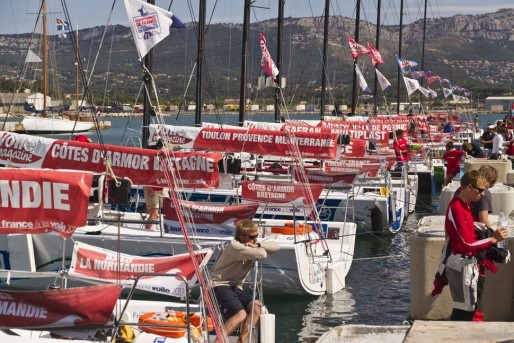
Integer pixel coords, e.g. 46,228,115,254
485,96,514,112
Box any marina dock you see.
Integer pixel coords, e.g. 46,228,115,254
318,159,514,342
317,321,514,342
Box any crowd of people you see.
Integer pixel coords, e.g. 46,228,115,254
478,120,514,160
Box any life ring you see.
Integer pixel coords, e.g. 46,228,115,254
271,222,313,235
138,312,212,339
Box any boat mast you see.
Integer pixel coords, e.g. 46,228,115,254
320,0,329,119
274,0,285,123
238,0,251,127
350,0,361,116
42,0,48,110
372,0,381,115
142,0,155,148
396,0,404,115
195,0,206,127
75,28,79,114
421,0,427,71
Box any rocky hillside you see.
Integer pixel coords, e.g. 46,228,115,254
0,8,512,103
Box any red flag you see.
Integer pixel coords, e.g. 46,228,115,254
367,43,383,64
425,71,442,87
259,32,279,82
346,36,369,59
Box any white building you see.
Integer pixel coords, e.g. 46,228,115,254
485,97,514,112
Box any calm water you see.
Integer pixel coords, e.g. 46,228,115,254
15,111,506,341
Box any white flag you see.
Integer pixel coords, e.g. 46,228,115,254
442,87,453,99
124,0,185,59
402,76,419,96
418,86,431,98
25,49,42,63
375,68,391,91
355,65,371,94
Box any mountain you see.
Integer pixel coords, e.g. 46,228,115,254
0,8,513,106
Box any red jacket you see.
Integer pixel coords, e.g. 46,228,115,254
445,195,493,256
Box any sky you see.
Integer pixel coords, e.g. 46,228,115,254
1,0,513,35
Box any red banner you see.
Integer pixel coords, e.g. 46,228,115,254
0,284,121,329
69,242,210,298
163,200,259,237
0,168,91,238
243,121,368,157
241,181,324,205
0,132,222,188
150,125,339,160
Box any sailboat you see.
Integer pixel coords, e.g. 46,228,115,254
0,1,280,341
20,1,94,135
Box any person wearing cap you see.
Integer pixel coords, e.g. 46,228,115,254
73,134,92,143
481,125,495,155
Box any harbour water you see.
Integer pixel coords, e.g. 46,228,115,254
5,111,507,341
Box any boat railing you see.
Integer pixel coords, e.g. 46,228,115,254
112,273,210,340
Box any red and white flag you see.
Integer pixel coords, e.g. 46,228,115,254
259,32,279,82
346,36,369,59
367,43,383,64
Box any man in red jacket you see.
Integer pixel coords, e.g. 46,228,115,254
444,170,507,321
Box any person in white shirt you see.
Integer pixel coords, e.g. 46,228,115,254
490,127,507,159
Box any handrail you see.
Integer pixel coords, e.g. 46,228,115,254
113,273,200,343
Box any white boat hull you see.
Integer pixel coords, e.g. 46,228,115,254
0,216,356,296
22,116,94,134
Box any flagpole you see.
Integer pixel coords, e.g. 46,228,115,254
351,0,361,116
274,0,285,123
238,0,251,127
42,0,48,111
142,0,155,149
195,0,206,127
396,0,404,115
320,0,330,119
75,26,79,115
372,0,381,116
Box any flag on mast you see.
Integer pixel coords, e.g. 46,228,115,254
375,68,391,91
56,18,70,38
442,87,453,98
346,36,369,59
403,76,420,96
124,0,185,59
355,65,371,94
259,32,279,83
397,56,418,74
367,43,383,64
25,49,42,63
